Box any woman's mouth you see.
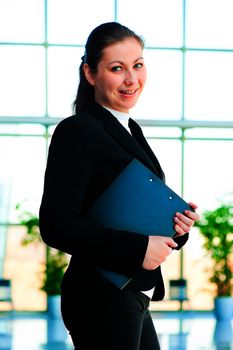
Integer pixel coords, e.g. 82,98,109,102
119,88,138,96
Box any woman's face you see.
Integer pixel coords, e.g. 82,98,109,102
84,38,147,113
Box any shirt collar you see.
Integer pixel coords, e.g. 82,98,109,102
103,106,131,133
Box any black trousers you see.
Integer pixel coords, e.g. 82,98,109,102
61,282,161,350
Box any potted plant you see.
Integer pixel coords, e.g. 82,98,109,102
195,199,233,320
17,206,68,318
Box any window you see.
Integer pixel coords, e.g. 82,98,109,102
1,0,232,311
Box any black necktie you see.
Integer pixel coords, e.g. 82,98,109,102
128,118,165,181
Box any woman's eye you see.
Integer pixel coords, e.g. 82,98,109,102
134,63,143,69
111,66,122,72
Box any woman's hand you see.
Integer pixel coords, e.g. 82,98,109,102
142,236,178,270
174,202,200,236
142,202,200,270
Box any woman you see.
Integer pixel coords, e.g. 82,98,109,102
39,22,199,350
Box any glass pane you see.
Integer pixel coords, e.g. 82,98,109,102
0,46,45,116
48,125,57,136
48,0,114,44
148,139,182,311
48,47,83,117
185,52,233,121
185,127,233,139
183,140,233,310
142,126,182,139
0,0,44,43
0,137,47,223
0,124,46,135
186,0,233,49
133,50,182,119
150,250,182,311
148,139,182,195
118,0,183,47
0,226,7,276
4,225,46,311
183,226,213,310
184,140,233,212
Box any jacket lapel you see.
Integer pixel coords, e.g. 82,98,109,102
105,118,162,176
85,103,164,179
128,118,165,181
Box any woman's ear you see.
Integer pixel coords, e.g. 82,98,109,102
83,63,95,86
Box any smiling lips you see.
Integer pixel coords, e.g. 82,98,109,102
119,88,138,96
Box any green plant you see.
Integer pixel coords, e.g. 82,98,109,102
41,247,67,295
195,201,233,297
17,205,68,296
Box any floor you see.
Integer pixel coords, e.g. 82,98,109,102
0,311,232,350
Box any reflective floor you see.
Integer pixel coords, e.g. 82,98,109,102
0,311,232,350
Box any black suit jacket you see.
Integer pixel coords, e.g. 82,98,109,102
39,102,188,301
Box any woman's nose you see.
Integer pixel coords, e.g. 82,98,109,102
125,70,137,85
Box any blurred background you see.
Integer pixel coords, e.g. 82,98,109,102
0,0,232,349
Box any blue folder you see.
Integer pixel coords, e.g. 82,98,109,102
86,159,193,289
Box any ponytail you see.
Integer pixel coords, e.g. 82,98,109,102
72,61,94,114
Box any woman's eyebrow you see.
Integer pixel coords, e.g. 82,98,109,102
108,57,144,66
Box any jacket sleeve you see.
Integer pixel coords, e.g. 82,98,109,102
39,117,148,277
173,233,189,249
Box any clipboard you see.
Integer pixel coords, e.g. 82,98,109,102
86,159,193,289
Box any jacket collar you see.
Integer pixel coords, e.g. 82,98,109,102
84,102,164,179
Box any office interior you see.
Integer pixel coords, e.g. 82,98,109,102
0,1,233,349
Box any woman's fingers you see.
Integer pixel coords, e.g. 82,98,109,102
174,202,200,235
142,236,178,270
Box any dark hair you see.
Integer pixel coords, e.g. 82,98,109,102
72,22,144,114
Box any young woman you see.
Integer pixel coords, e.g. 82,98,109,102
39,22,199,350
